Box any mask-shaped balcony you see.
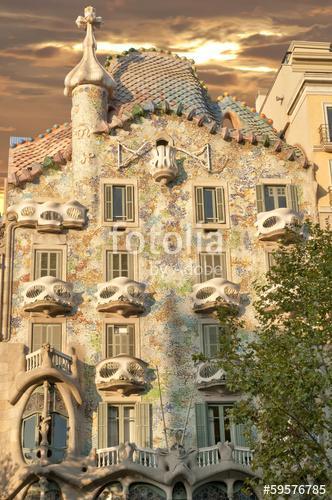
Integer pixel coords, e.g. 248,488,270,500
7,200,87,232
191,278,240,314
23,276,73,315
256,208,302,241
95,355,150,395
150,143,179,185
196,360,227,390
96,277,145,316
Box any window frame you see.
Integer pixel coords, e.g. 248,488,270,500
101,178,138,228
105,250,135,281
103,318,140,359
29,318,65,354
192,179,229,229
30,323,63,353
256,178,298,213
323,103,332,142
199,252,228,283
201,323,222,358
105,323,136,358
32,245,66,281
107,403,136,446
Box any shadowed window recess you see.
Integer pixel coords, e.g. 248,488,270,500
195,186,225,224
104,183,134,222
256,184,298,212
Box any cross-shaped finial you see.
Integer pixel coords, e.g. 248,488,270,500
76,6,102,30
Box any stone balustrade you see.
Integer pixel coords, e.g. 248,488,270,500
95,277,146,315
23,276,73,314
7,200,87,232
256,207,302,241
26,347,72,374
95,355,151,395
191,278,240,314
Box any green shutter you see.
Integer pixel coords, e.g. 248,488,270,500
104,185,113,222
195,187,205,223
286,184,299,212
195,403,209,447
98,402,108,449
135,403,152,447
256,185,265,213
125,185,134,222
233,423,248,447
216,187,226,223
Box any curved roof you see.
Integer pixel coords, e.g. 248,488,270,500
106,49,221,125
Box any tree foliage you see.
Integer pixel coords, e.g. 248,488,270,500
217,223,332,493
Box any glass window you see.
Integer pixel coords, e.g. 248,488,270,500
202,324,221,357
106,251,134,280
326,106,332,141
199,253,226,282
31,324,62,352
263,185,287,211
195,186,225,224
34,250,62,279
107,405,135,446
104,184,135,223
207,404,233,445
106,324,135,358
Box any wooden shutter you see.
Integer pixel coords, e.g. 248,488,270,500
48,324,62,351
98,402,108,449
216,187,226,223
221,252,227,279
104,185,113,221
135,403,152,447
286,184,299,212
256,185,265,213
195,403,209,447
106,324,114,358
128,253,134,279
125,185,134,222
31,324,43,351
195,187,205,223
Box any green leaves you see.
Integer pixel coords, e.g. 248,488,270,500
216,222,332,494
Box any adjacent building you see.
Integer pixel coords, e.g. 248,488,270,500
0,8,317,500
257,41,332,228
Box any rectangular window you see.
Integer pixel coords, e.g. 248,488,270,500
266,251,276,270
195,186,225,224
208,404,233,445
106,324,135,358
107,405,135,447
106,251,134,280
202,324,222,357
31,324,62,352
34,250,62,279
104,183,135,223
199,253,227,282
256,184,298,213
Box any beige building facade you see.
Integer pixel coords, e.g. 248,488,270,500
257,41,332,227
0,8,318,500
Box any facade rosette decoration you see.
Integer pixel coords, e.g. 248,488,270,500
64,6,115,97
7,200,87,232
23,276,74,315
95,277,146,316
256,207,302,241
191,277,240,314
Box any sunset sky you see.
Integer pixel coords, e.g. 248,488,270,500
1,0,332,175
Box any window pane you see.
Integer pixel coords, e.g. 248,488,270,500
51,413,67,449
203,325,221,357
264,185,287,210
113,186,125,220
108,406,119,446
208,406,221,444
264,185,276,211
327,106,332,140
107,252,131,280
31,324,62,352
23,415,38,449
107,325,135,357
35,250,62,279
124,406,135,442
223,406,232,442
203,188,216,222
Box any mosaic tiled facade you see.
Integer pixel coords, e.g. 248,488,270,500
0,7,317,500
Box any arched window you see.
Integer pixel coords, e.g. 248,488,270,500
193,482,228,500
22,383,68,464
128,483,166,500
172,482,187,499
233,481,258,500
96,481,123,499
24,479,62,499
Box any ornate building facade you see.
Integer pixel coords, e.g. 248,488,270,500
0,7,317,500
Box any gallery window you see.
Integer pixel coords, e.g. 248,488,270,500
21,384,68,464
195,186,226,224
31,323,62,352
106,251,134,280
256,184,298,213
199,252,227,282
34,250,63,279
104,183,135,223
105,324,135,358
98,402,152,448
